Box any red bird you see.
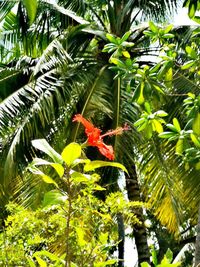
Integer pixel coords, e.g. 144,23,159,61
73,114,129,160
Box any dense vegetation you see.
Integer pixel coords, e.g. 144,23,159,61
1,0,200,266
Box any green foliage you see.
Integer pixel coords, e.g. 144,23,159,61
134,102,168,139
141,248,181,267
143,22,174,44
22,0,38,24
183,0,200,20
102,32,134,58
0,140,140,266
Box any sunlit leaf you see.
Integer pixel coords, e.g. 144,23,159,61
122,50,130,58
192,113,200,135
152,120,163,133
149,21,158,33
121,31,132,42
32,139,62,164
30,166,58,188
190,133,200,148
71,171,90,183
61,143,81,167
159,132,177,139
34,256,47,267
175,139,184,155
155,110,168,117
106,33,117,43
181,60,195,70
140,263,150,267
31,158,64,178
188,2,196,18
23,0,37,24
43,190,67,207
76,227,87,247
84,160,128,173
137,81,145,105
164,24,173,33
173,118,181,132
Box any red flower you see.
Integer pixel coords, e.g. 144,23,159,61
73,114,129,160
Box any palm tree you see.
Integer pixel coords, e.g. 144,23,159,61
0,0,182,265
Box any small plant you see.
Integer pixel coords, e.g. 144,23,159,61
141,248,181,267
1,115,139,266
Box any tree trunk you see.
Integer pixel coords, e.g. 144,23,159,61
195,204,200,266
117,213,125,267
125,164,151,265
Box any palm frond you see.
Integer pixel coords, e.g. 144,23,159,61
42,0,89,25
0,0,16,23
138,137,186,233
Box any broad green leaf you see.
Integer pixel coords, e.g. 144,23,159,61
186,45,197,59
164,24,173,33
151,82,164,94
190,133,200,148
175,139,184,155
110,58,125,68
71,171,90,183
149,21,158,33
162,33,174,39
27,257,36,267
34,256,47,267
32,158,64,178
159,132,177,139
42,175,58,188
137,120,148,131
137,82,145,105
30,167,58,188
73,158,91,167
43,190,67,207
121,31,132,42
61,143,81,167
152,120,163,133
122,50,130,58
166,123,179,132
23,0,37,24
188,2,196,18
84,160,128,173
192,113,200,135
32,139,62,163
165,67,173,85
140,263,150,267
93,185,106,191
181,60,195,70
145,124,153,139
106,33,117,43
155,110,168,117
51,163,64,178
134,117,146,127
152,248,158,265
173,118,181,132
143,30,154,37
76,227,87,247
144,102,151,113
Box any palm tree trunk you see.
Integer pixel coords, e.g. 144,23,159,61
125,164,150,265
195,204,200,266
